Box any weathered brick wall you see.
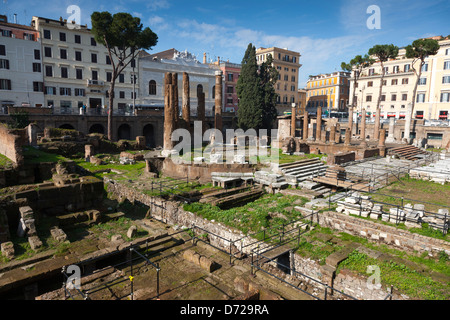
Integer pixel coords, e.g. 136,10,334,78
317,211,450,257
0,125,26,166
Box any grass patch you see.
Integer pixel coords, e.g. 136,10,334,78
22,146,67,164
337,250,449,300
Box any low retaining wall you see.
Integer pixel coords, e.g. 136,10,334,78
161,158,255,184
317,211,450,257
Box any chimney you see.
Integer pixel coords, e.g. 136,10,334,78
203,52,207,64
217,56,220,65
13,14,17,24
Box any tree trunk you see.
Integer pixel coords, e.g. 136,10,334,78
405,61,422,143
374,63,385,141
108,82,115,141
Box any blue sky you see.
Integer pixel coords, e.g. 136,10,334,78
2,0,449,87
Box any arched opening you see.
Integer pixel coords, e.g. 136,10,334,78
143,124,155,148
149,80,157,95
59,124,75,130
118,124,131,141
197,84,203,97
89,124,105,134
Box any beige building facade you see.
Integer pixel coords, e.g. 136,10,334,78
349,37,450,121
31,16,137,115
256,47,301,115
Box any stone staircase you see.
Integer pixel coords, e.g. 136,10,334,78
278,158,327,186
387,145,430,161
254,171,289,189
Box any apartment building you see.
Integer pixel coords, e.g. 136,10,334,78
256,47,301,115
0,15,44,111
138,49,217,117
31,16,137,114
349,37,450,121
305,71,351,114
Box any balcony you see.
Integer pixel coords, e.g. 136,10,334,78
87,79,105,87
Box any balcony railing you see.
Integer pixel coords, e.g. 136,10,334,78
87,79,105,87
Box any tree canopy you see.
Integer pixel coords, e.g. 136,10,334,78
90,11,158,140
236,44,279,131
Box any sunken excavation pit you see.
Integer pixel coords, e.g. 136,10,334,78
0,108,450,300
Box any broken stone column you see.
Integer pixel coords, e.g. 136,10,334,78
291,105,296,137
302,112,309,141
182,72,191,132
1,241,14,259
378,128,387,156
27,123,38,147
330,125,336,144
403,103,413,144
164,72,175,152
360,109,367,147
136,136,146,149
344,128,351,146
316,106,322,142
374,107,381,142
348,106,354,137
197,91,206,135
214,70,223,132
172,73,179,127
386,117,396,143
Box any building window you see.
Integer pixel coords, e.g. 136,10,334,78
382,80,387,86
34,49,40,60
119,73,124,83
32,63,41,72
391,94,397,101
45,65,53,77
443,76,450,84
380,95,386,101
391,79,398,85
33,81,44,92
419,77,427,85
91,37,97,46
227,73,233,81
416,93,425,103
227,86,233,94
130,59,136,68
444,61,450,70
0,59,9,69
75,51,82,61
92,70,98,81
291,76,296,82
0,29,11,37
91,53,97,63
0,79,12,90
284,75,288,81
60,87,71,96
59,32,66,42
45,86,56,95
74,34,81,44
422,63,428,72
149,80,156,95
44,47,52,58
404,64,411,72
119,91,125,99
440,92,450,102
366,95,372,102
106,72,112,82
76,69,83,80
402,94,408,101
61,67,68,78
75,88,85,96
446,49,450,56
106,55,111,65
402,78,408,84
43,29,51,39
60,49,67,59
427,133,443,140
0,45,5,56
393,66,399,73
367,81,373,87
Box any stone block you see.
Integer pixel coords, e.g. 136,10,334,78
28,235,43,251
199,256,218,273
50,227,68,242
127,225,137,239
1,241,14,259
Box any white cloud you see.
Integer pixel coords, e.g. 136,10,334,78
146,0,170,11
